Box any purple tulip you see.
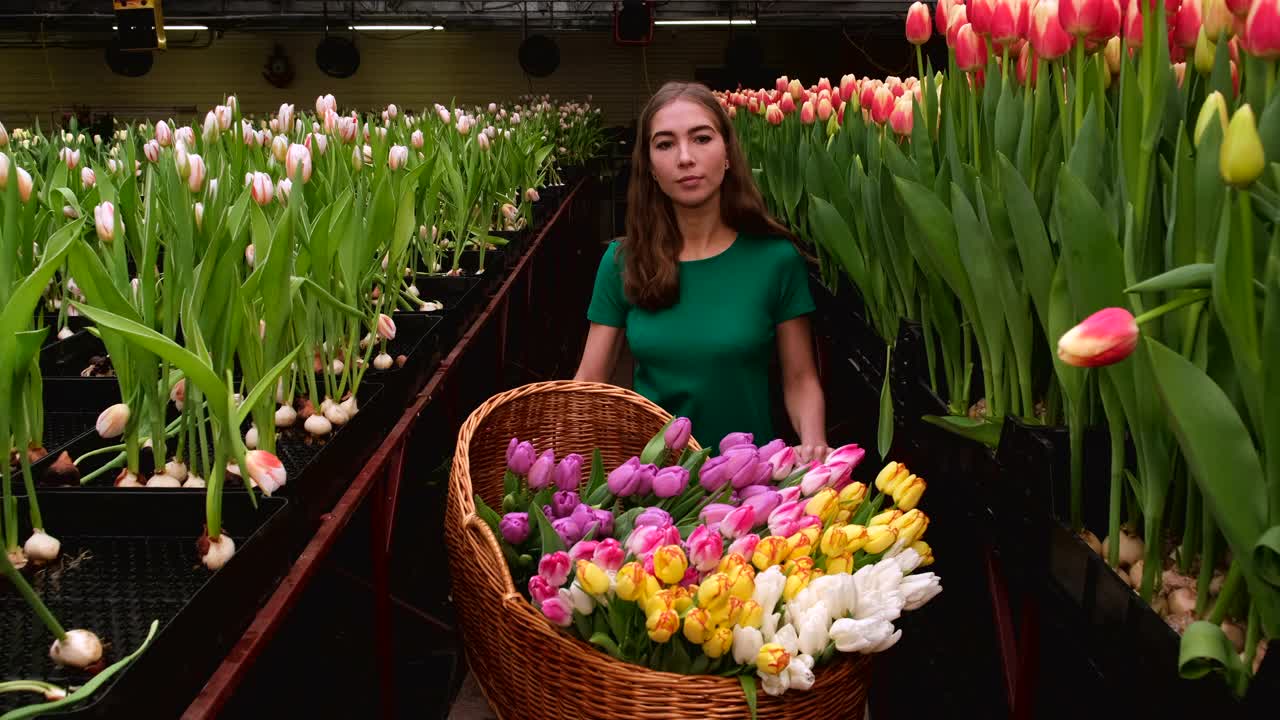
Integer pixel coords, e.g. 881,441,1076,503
507,440,536,476
592,509,615,537
732,460,772,490
506,437,519,464
738,484,774,499
529,575,558,604
664,417,692,450
719,505,757,539
499,512,530,544
569,539,599,564
728,533,761,559
593,538,625,572
551,490,580,518
542,504,555,521
652,466,690,498
607,457,642,496
570,503,598,535
633,463,659,496
741,489,783,519
685,524,725,572
699,503,736,526
551,517,582,547
757,438,788,461
635,507,673,529
538,551,571,586
680,566,700,587
527,449,556,490
719,432,755,454
553,453,584,491
698,456,733,492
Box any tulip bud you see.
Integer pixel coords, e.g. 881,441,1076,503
143,139,160,163
271,134,288,163
757,643,791,675
1218,103,1266,187
889,96,915,136
94,201,120,243
1057,307,1141,366
507,440,536,475
155,120,173,147
1174,0,1204,47
244,450,287,495
955,23,989,71
906,1,934,44
0,121,7,148
1243,0,1280,58
863,525,899,554
1032,0,1076,59
1204,0,1235,38
80,166,95,188
388,144,409,170
275,177,293,206
286,143,313,183
203,110,219,141
187,154,207,193
1195,91,1230,147
249,172,273,206
96,403,130,438
752,536,790,570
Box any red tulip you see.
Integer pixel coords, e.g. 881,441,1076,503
907,1,934,44
956,23,990,70
991,0,1029,44
859,80,880,109
970,0,996,33
1060,0,1104,35
800,101,817,124
1017,41,1040,84
871,85,896,124
775,75,790,93
839,73,858,101
1033,0,1077,58
948,4,971,45
765,103,784,125
1174,0,1203,46
1124,0,1145,45
817,77,833,94
1056,308,1139,367
937,0,962,34
817,97,835,121
1090,0,1123,41
889,96,915,136
1244,0,1280,58
1226,0,1251,16
779,92,797,114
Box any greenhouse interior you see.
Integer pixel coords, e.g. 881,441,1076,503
0,0,1279,718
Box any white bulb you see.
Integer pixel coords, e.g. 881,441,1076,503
339,396,359,417
407,285,420,297
373,353,393,370
331,358,345,374
50,629,104,668
6,547,27,571
183,475,206,489
275,404,298,427
201,534,236,571
165,461,189,482
116,471,141,487
304,414,333,436
245,426,259,449
323,405,349,427
57,327,73,340
319,397,336,414
146,473,181,488
24,530,60,564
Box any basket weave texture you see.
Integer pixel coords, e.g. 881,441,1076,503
446,381,871,720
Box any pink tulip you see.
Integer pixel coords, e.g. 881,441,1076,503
186,154,207,193
947,4,971,46
285,143,312,183
94,201,119,243
1124,0,1145,46
277,103,295,135
775,75,790,93
568,539,599,564
388,145,409,170
477,132,491,150
1174,0,1203,46
741,489,783,519
80,167,95,188
541,594,573,627
315,93,337,116
825,444,867,478
249,172,273,206
1057,307,1139,367
779,485,802,503
765,104,784,125
1244,0,1280,58
626,525,667,558
1060,0,1105,35
176,126,195,148
890,96,915,136
956,23,990,70
538,551,571,586
766,447,798,481
907,1,934,44
593,539,626,572
275,178,292,206
1090,0,1122,41
970,0,997,33
685,525,725,572
699,503,736,527
800,465,837,496
244,450,287,496
215,104,232,131
727,533,760,561
719,506,757,539
529,575,558,604
155,120,173,147
59,147,80,170
799,101,816,125
839,74,858,102
376,313,396,341
1032,0,1076,58
1227,0,1252,16
871,85,896,124
768,500,806,537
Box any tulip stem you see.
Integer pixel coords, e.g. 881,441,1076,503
1132,289,1211,326
1073,41,1085,140
1209,563,1244,624
1106,411,1124,568
1195,507,1217,616
16,411,43,532
1179,471,1200,576
0,545,68,641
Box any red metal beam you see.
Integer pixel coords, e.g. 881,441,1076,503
181,181,584,720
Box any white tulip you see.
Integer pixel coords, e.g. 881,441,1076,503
829,616,895,653
899,572,942,611
752,566,786,613
796,605,831,657
731,626,763,665
568,581,595,615
761,669,791,697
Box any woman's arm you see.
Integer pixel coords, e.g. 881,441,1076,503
777,316,829,464
574,323,626,383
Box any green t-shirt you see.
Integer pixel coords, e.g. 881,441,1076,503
587,233,816,449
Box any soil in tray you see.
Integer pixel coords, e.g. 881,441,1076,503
0,492,287,717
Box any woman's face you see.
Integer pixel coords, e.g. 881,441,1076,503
647,99,728,209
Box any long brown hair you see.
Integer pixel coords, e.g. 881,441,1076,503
622,81,794,311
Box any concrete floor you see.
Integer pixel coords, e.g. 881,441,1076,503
446,673,498,720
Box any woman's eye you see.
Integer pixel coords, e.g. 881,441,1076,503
695,135,712,144
655,141,672,150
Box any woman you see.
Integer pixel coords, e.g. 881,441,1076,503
574,81,828,462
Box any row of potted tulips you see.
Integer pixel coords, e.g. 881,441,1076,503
0,91,602,714
721,0,1277,698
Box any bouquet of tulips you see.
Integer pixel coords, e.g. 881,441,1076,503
474,420,941,708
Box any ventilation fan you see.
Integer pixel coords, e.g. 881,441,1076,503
316,35,360,78
518,34,560,78
263,44,295,88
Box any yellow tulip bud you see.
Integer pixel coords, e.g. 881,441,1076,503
875,461,910,494
729,571,754,601
893,476,927,511
653,545,689,586
757,643,791,675
804,488,840,522
718,552,752,579
752,536,790,570
837,481,868,510
870,509,902,526
892,509,929,546
842,524,870,552
703,626,734,659
783,569,813,601
1195,27,1216,77
697,572,732,610
640,572,662,600
615,562,648,601
1221,104,1266,188
668,585,694,613
784,556,816,576
821,524,854,556
707,600,733,626
726,595,747,626
911,540,935,566
646,608,679,643
864,525,899,554
836,509,852,523
576,560,610,596
786,527,821,560
643,591,672,617
739,599,764,629
1196,91,1230,148
683,607,713,644
825,552,855,575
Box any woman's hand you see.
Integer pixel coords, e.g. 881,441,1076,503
793,443,831,465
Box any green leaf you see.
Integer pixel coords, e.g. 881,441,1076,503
922,415,1004,448
589,632,624,660
473,493,503,537
640,418,674,466
233,343,304,426
1212,195,1263,431
584,448,606,498
1255,526,1280,587
998,153,1054,334
878,355,894,460
0,220,82,339
1126,263,1215,293
1178,620,1246,682
808,194,869,292
528,503,565,557
739,674,759,720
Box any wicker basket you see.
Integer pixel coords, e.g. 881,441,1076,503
446,381,871,720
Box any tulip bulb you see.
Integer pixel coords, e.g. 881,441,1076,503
275,404,298,427
49,630,103,669
200,533,236,571
183,475,206,489
1079,529,1103,554
165,461,188,482
1127,560,1144,589
339,395,358,417
146,473,181,488
1168,587,1198,616
1101,529,1145,567
373,352,393,370
324,405,350,426
305,414,333,436
115,469,141,487
24,530,61,564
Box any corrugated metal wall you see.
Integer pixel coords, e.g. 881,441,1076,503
0,28,915,128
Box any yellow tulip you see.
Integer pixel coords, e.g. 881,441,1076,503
683,607,712,644
644,591,673,617
703,626,734,659
1221,104,1266,188
729,570,754,601
835,509,852,523
576,560,610,596
615,562,648,601
892,509,929,546
707,600,732,627
869,509,902,526
653,545,689,585
911,540,935,566
739,599,764,629
1195,91,1229,148
837,481,868,510
804,488,840,522
783,569,813,601
756,643,791,675
783,556,816,576
820,524,854,556
786,527,821,560
874,461,910,494
842,524,870,552
893,476,927,511
752,536,790,570
726,595,747,626
825,552,854,575
864,525,898,554
668,585,694,613
646,608,679,643
719,553,753,581
697,572,732,610
1194,27,1216,77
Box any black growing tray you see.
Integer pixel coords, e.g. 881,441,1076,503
40,330,109,380
0,491,292,718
